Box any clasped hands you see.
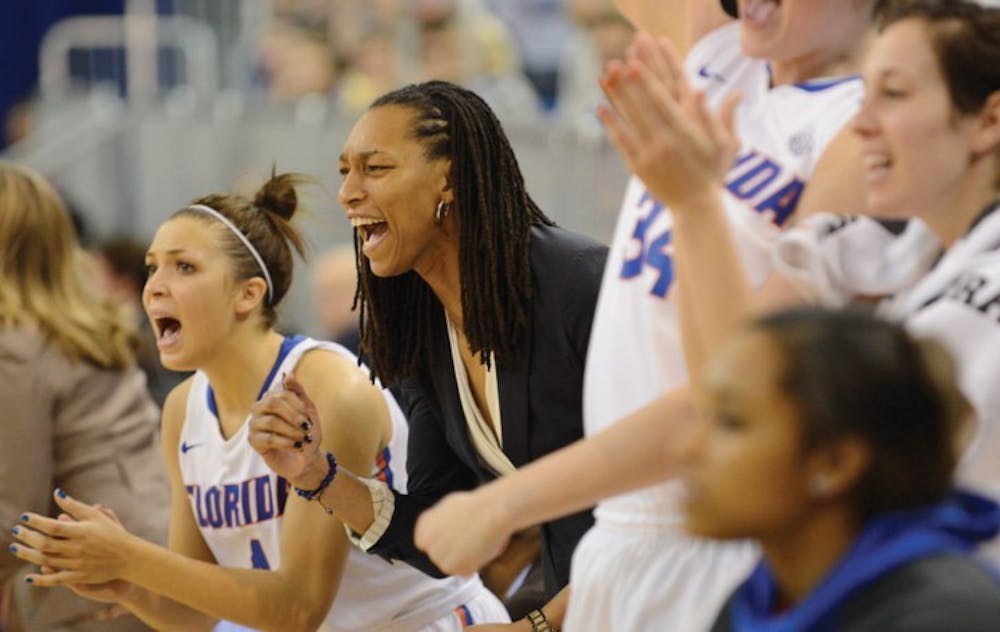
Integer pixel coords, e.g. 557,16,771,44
8,489,136,602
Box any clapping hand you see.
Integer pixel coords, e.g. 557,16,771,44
598,32,740,213
10,491,135,588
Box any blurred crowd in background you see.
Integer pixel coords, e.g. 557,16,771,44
0,0,634,337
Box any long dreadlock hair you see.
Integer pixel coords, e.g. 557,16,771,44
354,80,555,386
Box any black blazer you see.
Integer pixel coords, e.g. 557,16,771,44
369,223,608,596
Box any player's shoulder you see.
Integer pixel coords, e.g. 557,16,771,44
293,343,380,410
160,374,196,447
294,342,364,382
686,22,754,92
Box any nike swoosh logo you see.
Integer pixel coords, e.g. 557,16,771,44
180,441,203,454
697,65,726,83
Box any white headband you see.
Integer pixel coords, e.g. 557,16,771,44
187,204,274,304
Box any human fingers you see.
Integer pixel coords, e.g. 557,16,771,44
8,535,81,571
67,579,134,604
10,524,73,556
597,103,644,175
253,392,310,430
11,513,78,540
416,496,508,576
247,423,306,453
628,58,692,138
611,60,677,143
631,31,678,99
92,505,122,526
52,489,106,523
282,374,322,430
21,569,90,587
690,90,741,173
656,36,694,104
248,408,310,445
599,60,631,121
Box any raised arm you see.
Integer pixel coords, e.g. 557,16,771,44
599,33,866,379
672,126,868,377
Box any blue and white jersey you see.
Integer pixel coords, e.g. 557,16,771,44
179,335,485,632
583,22,865,526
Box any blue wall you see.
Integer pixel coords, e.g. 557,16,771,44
0,0,125,149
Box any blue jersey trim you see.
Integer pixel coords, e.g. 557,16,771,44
207,334,308,419
764,63,860,92
793,75,861,92
376,446,394,489
458,604,474,625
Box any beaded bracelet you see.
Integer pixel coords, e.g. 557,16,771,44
294,451,338,514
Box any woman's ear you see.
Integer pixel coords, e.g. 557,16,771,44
438,159,455,205
233,277,269,320
972,91,1000,159
805,436,872,499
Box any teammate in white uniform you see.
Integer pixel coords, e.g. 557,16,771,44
182,335,501,631
568,15,867,630
10,174,507,630
766,0,1000,560
413,1,883,629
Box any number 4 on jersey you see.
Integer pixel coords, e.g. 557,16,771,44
250,538,271,570
619,192,675,298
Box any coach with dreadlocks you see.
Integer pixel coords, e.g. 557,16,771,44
249,80,607,629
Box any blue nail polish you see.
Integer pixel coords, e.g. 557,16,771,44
19,514,28,523
25,576,33,584
56,488,66,499
11,526,19,536
8,544,16,554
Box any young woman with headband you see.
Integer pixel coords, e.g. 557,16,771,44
9,173,508,630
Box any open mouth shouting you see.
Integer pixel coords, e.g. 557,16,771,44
742,0,779,29
350,216,389,255
153,315,183,351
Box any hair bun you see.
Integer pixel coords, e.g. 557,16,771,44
254,172,299,220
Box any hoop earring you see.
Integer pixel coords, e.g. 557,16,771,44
435,200,450,224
